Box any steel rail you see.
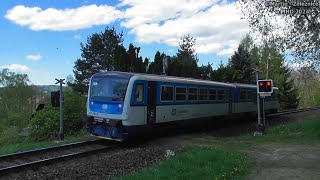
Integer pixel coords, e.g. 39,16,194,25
267,106,320,117
0,139,100,160
0,144,119,176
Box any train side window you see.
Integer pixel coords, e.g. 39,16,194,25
217,89,225,100
161,85,173,101
209,89,217,100
199,88,208,100
240,90,252,101
135,84,144,102
188,87,198,100
176,87,187,101
240,90,248,100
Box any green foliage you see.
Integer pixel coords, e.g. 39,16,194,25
239,0,320,63
70,27,150,93
293,66,320,108
63,90,87,134
147,51,165,74
0,127,23,145
70,26,124,93
169,34,199,78
211,61,234,82
28,90,86,141
197,63,213,80
118,148,253,180
229,43,254,83
278,66,299,110
0,69,42,131
28,105,59,141
231,116,320,143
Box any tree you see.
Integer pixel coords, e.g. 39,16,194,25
198,63,213,80
126,44,146,73
292,64,320,108
239,0,320,64
0,69,41,131
211,61,234,82
71,26,124,93
147,51,166,74
279,65,299,109
228,38,254,83
169,34,199,78
253,42,299,110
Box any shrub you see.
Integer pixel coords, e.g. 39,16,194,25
28,90,87,141
28,105,59,141
0,127,23,145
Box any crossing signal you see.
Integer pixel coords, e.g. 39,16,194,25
51,91,60,107
257,80,273,93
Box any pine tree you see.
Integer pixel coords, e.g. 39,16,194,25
169,34,199,78
228,44,253,83
71,27,124,93
147,51,165,74
278,65,299,109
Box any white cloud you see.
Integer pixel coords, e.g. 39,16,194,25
0,64,31,72
5,5,123,31
5,1,251,57
26,54,41,61
120,0,250,56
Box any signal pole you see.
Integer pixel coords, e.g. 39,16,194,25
55,78,65,141
253,67,263,134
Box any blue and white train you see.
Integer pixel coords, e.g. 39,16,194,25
86,71,279,141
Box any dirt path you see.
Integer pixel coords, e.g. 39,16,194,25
244,143,320,180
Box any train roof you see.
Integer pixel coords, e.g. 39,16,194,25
93,71,235,87
92,71,278,90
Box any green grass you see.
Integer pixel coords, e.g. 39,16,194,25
117,148,254,180
116,117,320,180
230,117,320,143
0,130,91,156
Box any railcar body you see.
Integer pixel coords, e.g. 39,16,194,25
86,71,279,141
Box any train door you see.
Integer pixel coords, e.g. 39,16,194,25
147,81,157,124
228,88,233,117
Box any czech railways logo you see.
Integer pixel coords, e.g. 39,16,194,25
102,104,108,109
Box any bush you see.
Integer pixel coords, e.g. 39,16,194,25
28,105,59,141
28,90,86,141
0,127,23,145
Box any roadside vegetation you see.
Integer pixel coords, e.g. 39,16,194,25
230,116,320,143
118,148,254,180
0,68,88,155
0,130,89,156
118,115,320,179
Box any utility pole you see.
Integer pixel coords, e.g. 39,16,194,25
55,78,65,141
162,56,170,75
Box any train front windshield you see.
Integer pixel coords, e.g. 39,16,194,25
90,77,129,101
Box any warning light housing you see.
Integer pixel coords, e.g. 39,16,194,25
257,80,273,93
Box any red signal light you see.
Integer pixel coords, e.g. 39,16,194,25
259,82,263,86
267,81,271,86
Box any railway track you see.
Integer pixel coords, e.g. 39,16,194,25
0,139,119,176
267,106,320,117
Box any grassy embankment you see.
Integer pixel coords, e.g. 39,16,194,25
118,116,320,180
0,129,90,156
